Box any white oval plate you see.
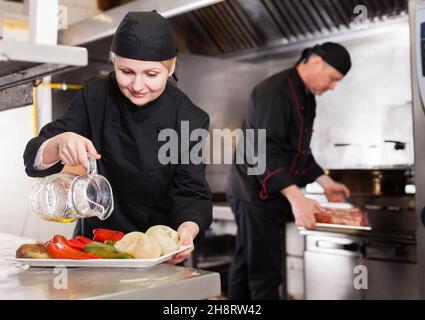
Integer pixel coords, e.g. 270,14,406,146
5,245,192,268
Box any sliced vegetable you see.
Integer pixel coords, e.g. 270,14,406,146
67,239,86,251
83,242,133,259
46,235,100,260
66,236,97,251
93,228,125,242
146,225,181,255
75,236,95,245
16,243,50,259
114,232,161,259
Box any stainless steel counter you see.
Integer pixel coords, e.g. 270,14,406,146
0,233,221,300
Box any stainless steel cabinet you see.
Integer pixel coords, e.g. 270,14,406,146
364,240,418,299
304,235,363,300
286,223,306,300
364,259,418,299
304,233,419,300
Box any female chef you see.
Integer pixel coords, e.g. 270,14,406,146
23,11,212,264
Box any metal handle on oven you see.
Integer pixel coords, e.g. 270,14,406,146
316,240,359,252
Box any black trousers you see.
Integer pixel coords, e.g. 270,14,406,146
227,197,287,300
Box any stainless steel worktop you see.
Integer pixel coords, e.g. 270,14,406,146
0,233,221,300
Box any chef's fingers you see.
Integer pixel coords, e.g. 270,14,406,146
314,200,325,213
68,144,81,166
166,246,194,264
167,253,191,264
331,193,345,203
175,246,194,259
77,144,89,169
309,213,317,229
61,140,82,166
85,140,101,160
58,148,75,167
298,217,316,230
341,184,351,198
178,228,194,245
295,212,316,230
166,230,194,264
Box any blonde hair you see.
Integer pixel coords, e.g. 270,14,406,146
109,51,176,71
160,57,177,71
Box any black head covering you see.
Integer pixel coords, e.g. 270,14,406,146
111,11,177,61
299,42,351,75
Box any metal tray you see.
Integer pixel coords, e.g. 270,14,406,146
298,223,372,232
298,201,372,232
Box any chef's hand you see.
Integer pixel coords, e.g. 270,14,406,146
166,221,199,265
316,175,350,202
282,185,324,229
44,132,101,169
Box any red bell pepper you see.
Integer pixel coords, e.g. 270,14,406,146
75,236,95,245
67,239,85,251
46,235,100,260
66,236,96,250
93,228,124,242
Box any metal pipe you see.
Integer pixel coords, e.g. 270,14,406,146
32,87,38,137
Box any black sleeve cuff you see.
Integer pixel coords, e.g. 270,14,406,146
259,168,295,200
23,136,64,178
302,162,325,184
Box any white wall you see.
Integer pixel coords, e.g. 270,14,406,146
312,22,413,169
0,106,76,241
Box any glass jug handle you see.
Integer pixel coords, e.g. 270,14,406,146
86,197,107,220
87,154,97,175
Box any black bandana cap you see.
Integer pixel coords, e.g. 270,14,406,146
111,11,177,62
299,42,351,76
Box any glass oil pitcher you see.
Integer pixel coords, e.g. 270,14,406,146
29,155,114,222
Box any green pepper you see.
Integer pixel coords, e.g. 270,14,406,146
83,242,133,259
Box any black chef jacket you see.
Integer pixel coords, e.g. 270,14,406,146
23,72,213,240
227,67,324,212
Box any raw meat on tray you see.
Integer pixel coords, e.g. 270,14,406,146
314,206,368,227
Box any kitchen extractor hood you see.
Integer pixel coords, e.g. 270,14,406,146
59,0,225,46
166,0,408,60
0,40,88,111
59,0,408,65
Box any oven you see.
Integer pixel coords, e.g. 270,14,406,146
303,168,419,300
